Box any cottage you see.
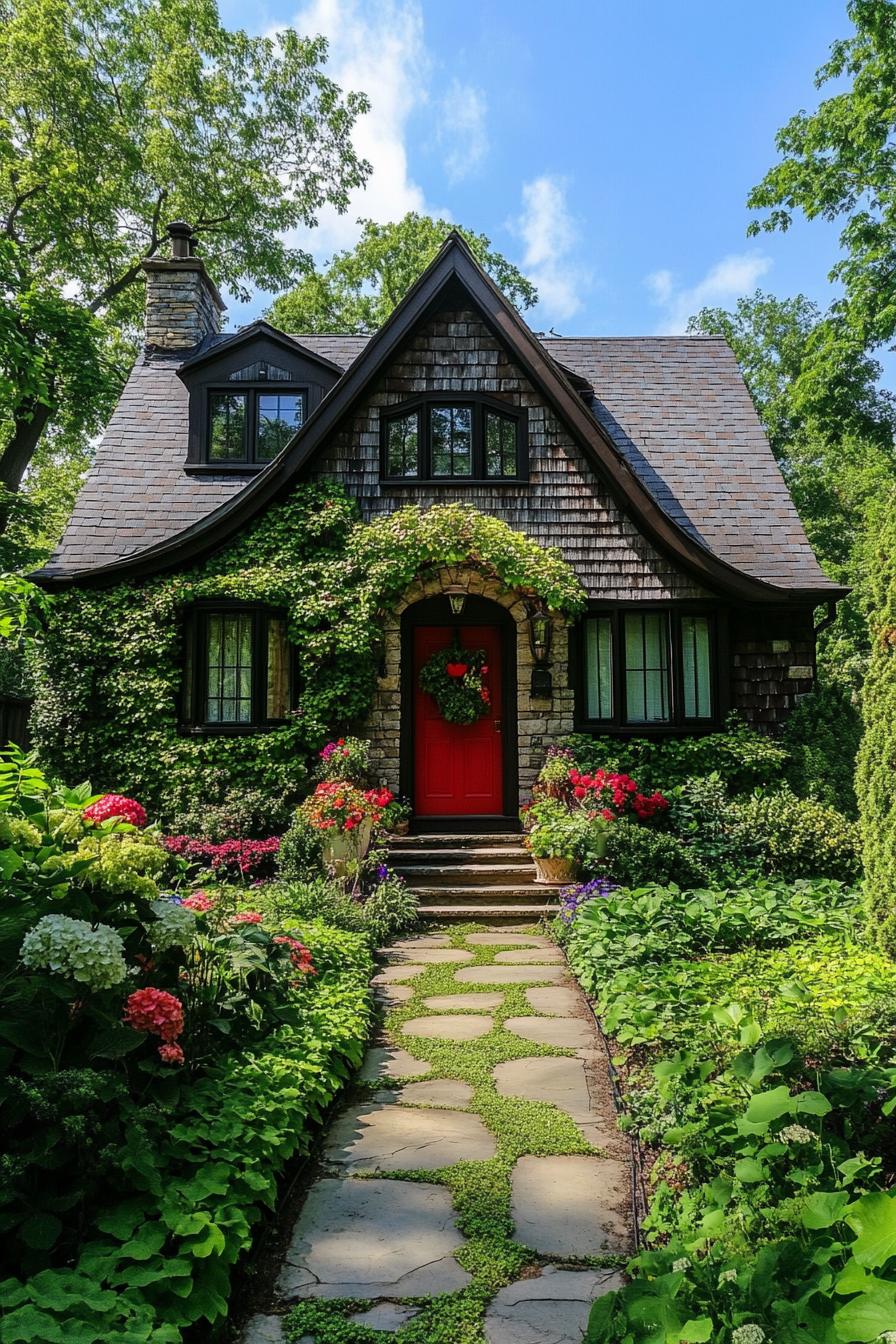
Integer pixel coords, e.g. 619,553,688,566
36,225,844,829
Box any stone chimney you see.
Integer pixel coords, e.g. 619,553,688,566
142,221,226,352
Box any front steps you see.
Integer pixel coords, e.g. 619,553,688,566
389,832,564,924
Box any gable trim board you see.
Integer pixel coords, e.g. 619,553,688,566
35,234,846,606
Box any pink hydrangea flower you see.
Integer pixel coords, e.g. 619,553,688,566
232,911,263,925
182,891,214,913
124,987,184,1042
158,1042,185,1065
84,794,147,827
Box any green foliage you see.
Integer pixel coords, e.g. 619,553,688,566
359,872,419,946
732,788,861,884
781,680,862,816
562,873,896,1342
560,718,789,797
601,816,710,890
277,813,325,882
267,212,537,334
523,796,604,863
34,490,584,819
857,493,896,957
0,0,371,522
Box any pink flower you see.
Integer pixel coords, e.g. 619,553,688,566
273,935,316,975
84,794,147,828
124,988,184,1042
182,891,214,913
158,1043,185,1065
232,910,263,925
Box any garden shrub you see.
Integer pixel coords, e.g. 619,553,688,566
560,714,789,797
601,816,710,889
857,496,896,957
782,679,862,817
33,490,584,821
729,788,861,883
277,811,324,881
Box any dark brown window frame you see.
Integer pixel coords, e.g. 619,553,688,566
572,603,728,735
180,600,294,734
380,393,528,484
203,384,308,470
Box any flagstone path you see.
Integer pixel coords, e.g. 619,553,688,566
240,926,631,1344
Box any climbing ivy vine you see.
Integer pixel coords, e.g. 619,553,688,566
33,486,584,821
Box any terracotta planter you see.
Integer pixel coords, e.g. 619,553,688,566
322,817,373,877
391,819,410,836
531,854,576,885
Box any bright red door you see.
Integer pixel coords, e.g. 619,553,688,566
414,625,504,817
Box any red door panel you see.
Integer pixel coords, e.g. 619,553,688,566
414,625,504,816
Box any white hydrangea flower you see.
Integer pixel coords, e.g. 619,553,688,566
778,1124,816,1145
732,1327,766,1344
878,1334,896,1343
719,1268,738,1283
149,899,196,953
21,914,127,989
671,1257,691,1273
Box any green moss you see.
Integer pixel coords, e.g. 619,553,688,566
283,926,612,1343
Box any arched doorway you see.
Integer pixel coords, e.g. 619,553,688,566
400,594,519,830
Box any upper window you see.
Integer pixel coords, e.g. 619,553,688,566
182,605,292,730
578,610,717,729
381,398,526,482
207,388,305,466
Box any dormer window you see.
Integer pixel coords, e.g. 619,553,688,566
207,387,305,466
381,396,527,483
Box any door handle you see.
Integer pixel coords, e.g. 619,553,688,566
494,719,502,732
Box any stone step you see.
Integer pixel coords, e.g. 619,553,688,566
420,905,561,923
411,884,562,907
392,846,528,867
395,863,537,887
390,832,522,849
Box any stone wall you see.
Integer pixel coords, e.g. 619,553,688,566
363,566,574,809
142,258,224,352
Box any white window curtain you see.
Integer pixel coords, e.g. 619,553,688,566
681,615,712,719
584,617,613,720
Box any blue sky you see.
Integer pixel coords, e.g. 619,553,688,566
219,0,853,340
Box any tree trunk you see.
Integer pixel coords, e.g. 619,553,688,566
0,401,53,533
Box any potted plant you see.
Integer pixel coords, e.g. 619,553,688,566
299,780,393,877
522,798,608,884
381,795,412,836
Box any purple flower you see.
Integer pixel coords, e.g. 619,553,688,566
376,864,389,881
558,876,618,925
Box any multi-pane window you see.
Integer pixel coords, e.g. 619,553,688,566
485,411,518,478
183,607,292,729
256,393,304,461
579,610,716,728
386,412,420,477
681,615,712,719
624,613,671,724
381,399,524,481
584,616,613,720
206,388,305,465
209,394,247,462
431,405,473,476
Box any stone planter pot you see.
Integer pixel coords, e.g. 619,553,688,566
322,817,373,877
391,819,411,836
531,854,577,885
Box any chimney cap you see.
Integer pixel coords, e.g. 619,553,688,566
167,220,195,258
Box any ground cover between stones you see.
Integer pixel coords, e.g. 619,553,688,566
249,923,631,1344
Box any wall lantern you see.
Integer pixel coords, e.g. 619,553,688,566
526,599,553,698
445,584,467,616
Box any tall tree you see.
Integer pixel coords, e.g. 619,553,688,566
747,0,896,350
0,0,371,512
268,214,537,333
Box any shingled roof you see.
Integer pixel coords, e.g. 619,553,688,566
39,233,839,600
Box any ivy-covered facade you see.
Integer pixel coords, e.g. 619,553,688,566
33,227,845,827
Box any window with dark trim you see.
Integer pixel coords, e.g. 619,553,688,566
380,397,526,482
578,609,717,729
181,605,292,730
207,387,305,465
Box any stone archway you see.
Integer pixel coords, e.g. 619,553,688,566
362,564,575,810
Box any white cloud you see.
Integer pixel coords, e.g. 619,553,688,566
283,0,432,260
438,79,488,183
645,253,772,333
515,175,585,324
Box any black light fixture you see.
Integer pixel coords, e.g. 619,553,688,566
526,599,553,698
445,584,467,616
